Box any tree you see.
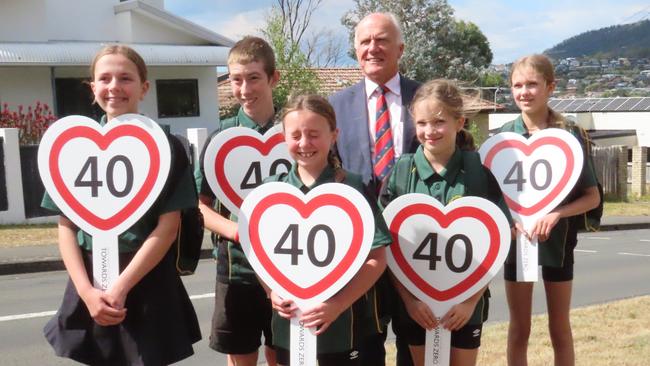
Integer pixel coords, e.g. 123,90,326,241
262,8,321,109
342,0,493,82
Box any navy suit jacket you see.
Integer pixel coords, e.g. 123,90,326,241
329,75,421,185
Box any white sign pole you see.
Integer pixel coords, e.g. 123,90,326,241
38,114,171,290
478,129,584,283
384,194,511,366
92,233,120,290
290,310,318,366
239,182,376,366
425,322,452,366
516,231,538,282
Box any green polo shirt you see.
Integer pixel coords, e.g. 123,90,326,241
194,107,276,285
41,116,196,253
499,115,598,266
266,163,392,354
382,146,513,325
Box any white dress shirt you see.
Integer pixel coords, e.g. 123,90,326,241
365,73,404,158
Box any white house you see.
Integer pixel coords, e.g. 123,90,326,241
0,0,234,135
489,97,650,147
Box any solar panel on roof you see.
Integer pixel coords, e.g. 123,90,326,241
618,98,642,111
605,98,626,111
635,98,650,111
591,98,614,111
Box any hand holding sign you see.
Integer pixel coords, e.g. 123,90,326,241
383,194,511,365
478,128,583,281
203,125,293,214
239,182,375,366
38,114,170,290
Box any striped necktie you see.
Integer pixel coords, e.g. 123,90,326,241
373,85,395,181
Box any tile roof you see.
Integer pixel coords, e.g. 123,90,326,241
217,68,502,112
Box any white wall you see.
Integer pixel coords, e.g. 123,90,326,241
0,67,54,109
130,12,203,44
45,0,118,42
489,111,650,147
0,0,47,41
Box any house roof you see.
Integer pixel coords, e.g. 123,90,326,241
114,1,234,47
0,42,230,66
217,68,503,111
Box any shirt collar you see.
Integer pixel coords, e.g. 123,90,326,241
513,115,530,135
413,146,462,185
365,73,401,100
285,163,337,192
237,107,276,133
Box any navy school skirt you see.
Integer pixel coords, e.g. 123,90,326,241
44,248,201,365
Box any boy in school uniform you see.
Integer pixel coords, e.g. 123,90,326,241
195,36,280,366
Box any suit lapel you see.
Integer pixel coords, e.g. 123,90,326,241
401,76,416,154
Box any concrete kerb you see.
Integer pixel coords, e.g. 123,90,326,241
1,220,649,276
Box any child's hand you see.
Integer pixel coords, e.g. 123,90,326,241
512,220,529,240
104,285,128,311
79,287,126,326
440,301,474,331
300,300,345,335
530,211,561,241
270,291,297,319
403,297,438,330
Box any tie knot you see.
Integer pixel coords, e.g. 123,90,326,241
377,85,390,96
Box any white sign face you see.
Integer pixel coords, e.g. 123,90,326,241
203,125,293,214
478,129,584,225
383,194,511,316
238,182,375,309
38,114,171,236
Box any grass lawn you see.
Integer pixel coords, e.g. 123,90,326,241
382,296,650,365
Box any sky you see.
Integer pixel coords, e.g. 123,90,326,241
166,0,650,65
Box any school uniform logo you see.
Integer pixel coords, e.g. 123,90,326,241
203,125,293,214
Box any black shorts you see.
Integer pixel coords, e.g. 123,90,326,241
503,239,576,282
275,347,361,366
209,280,273,354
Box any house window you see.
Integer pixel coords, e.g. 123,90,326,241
156,79,200,118
54,78,103,120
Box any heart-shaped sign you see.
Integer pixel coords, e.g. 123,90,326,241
478,129,583,224
383,194,510,315
238,182,375,309
38,114,171,236
203,125,293,214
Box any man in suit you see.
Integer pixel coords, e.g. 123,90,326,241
329,12,420,366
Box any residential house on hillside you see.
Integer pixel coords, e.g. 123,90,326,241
0,0,233,134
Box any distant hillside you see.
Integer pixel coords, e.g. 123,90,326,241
545,20,650,59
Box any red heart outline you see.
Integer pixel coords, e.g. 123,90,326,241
483,136,574,216
390,204,501,301
49,125,160,231
214,134,285,209
248,192,364,300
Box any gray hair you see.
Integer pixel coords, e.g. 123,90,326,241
354,12,404,48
